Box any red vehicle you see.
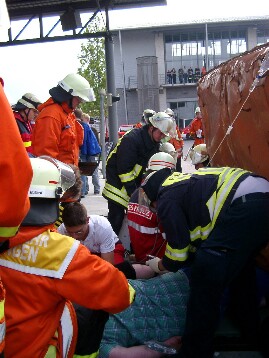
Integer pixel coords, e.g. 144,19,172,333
118,124,135,138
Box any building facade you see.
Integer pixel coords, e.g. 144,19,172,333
112,16,269,128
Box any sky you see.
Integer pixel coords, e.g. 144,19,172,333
0,0,269,104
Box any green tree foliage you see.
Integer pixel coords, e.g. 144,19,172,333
78,15,106,117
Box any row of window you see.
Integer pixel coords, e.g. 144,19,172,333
165,28,269,43
164,28,269,75
170,39,246,57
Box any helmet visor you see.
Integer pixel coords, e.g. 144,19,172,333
164,119,177,138
190,150,207,165
39,156,76,192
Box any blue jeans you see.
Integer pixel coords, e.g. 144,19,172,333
92,165,100,194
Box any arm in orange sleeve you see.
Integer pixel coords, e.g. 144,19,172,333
176,127,184,149
0,85,32,238
32,115,62,159
169,128,184,151
55,244,133,314
189,119,198,137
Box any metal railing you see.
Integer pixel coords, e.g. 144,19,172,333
126,73,200,89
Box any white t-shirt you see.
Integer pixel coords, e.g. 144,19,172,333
58,215,119,254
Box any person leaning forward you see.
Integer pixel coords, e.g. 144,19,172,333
32,73,95,165
102,111,176,235
143,166,269,358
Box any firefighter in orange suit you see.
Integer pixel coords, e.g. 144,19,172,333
189,106,205,146
0,79,33,356
32,73,95,166
0,156,134,358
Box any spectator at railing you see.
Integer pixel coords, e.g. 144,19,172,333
167,69,172,84
171,68,177,84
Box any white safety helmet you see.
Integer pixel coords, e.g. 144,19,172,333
164,108,174,117
143,109,156,123
149,111,177,137
159,142,178,161
189,144,209,165
195,106,201,114
148,152,176,171
29,156,76,199
58,73,96,102
12,93,41,111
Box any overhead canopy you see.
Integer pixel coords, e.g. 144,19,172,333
3,0,167,146
6,0,167,20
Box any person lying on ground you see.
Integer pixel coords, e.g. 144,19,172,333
99,270,190,358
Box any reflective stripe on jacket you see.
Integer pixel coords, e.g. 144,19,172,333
14,112,33,153
158,167,251,271
0,282,5,354
103,125,159,208
127,189,166,262
0,228,132,357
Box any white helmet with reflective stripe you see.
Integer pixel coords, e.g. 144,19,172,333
149,111,177,137
164,108,174,117
195,106,201,113
148,152,176,171
29,156,76,199
58,73,96,102
12,93,41,111
159,142,177,161
143,108,156,124
189,144,209,165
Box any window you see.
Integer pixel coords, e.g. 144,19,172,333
229,39,246,55
257,29,269,46
165,28,247,73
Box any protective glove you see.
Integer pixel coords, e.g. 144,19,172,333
146,257,167,274
196,129,202,138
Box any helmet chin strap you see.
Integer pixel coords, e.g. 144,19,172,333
22,109,30,122
69,97,74,109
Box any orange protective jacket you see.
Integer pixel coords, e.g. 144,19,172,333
134,122,143,129
0,84,33,354
169,126,184,156
32,98,84,165
0,226,132,358
189,116,205,146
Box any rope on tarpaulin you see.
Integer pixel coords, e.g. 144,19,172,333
208,51,269,166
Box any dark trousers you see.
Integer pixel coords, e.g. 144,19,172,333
107,200,125,235
176,157,182,173
181,193,269,358
74,304,109,356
